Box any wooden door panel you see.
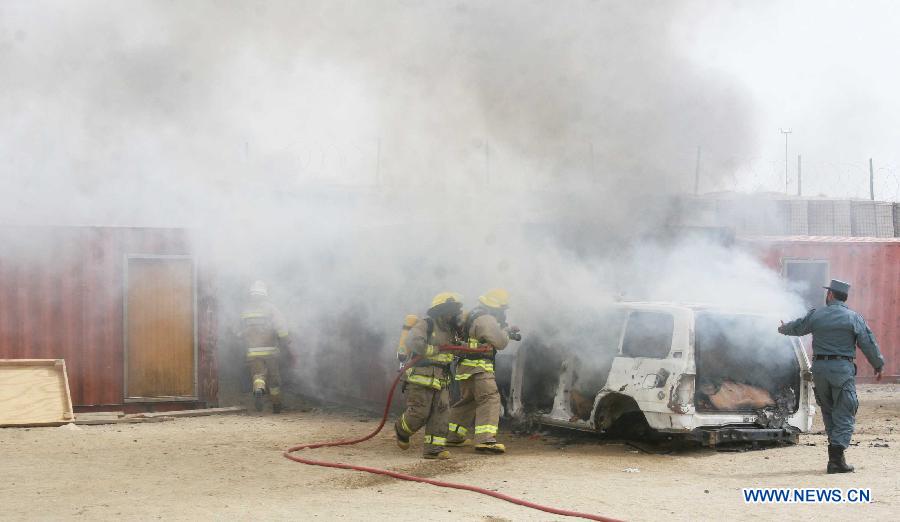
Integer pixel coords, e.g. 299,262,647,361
126,257,195,398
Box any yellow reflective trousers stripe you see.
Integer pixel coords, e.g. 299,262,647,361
399,414,413,435
448,423,469,436
474,424,498,435
424,435,447,446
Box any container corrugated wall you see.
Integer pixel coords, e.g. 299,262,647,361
748,238,900,381
0,226,217,408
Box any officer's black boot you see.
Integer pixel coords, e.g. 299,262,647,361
827,445,854,474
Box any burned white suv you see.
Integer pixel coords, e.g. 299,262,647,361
503,302,815,446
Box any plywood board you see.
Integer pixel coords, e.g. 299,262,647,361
0,359,74,427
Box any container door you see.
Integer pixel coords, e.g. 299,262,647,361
783,259,829,310
124,256,196,400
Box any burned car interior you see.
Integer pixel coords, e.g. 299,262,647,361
694,313,801,414
519,310,626,420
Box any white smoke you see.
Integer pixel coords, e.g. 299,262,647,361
0,1,804,404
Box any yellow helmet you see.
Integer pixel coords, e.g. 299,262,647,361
430,292,463,309
428,292,463,319
478,288,509,309
249,280,269,297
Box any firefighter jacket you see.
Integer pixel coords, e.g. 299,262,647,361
403,315,461,390
456,308,509,381
239,300,291,359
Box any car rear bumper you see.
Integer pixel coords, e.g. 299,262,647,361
691,426,799,447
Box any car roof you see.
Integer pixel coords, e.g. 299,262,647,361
614,301,779,318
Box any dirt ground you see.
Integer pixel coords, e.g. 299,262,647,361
2,385,898,521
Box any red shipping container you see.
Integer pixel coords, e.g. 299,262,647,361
0,226,218,411
744,236,900,382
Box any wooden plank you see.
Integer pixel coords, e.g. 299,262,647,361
75,411,125,420
73,416,174,426
0,359,75,427
131,406,245,419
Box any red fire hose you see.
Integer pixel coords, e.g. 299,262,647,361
283,346,622,522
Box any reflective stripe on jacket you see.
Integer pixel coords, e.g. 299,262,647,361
405,317,460,366
456,311,508,380
404,366,449,390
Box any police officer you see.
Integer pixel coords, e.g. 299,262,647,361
778,279,885,474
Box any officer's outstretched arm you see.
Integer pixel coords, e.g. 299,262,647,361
778,309,815,336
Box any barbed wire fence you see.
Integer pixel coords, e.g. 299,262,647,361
280,137,900,202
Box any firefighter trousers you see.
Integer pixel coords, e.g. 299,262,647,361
447,371,500,444
247,355,282,405
396,382,449,455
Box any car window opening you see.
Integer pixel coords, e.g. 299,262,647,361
694,313,801,415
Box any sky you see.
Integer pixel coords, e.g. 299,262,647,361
683,0,900,200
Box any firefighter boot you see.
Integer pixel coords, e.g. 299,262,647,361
423,450,451,460
827,445,854,474
444,438,472,447
474,441,506,454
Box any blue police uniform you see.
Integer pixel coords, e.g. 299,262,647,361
779,292,884,450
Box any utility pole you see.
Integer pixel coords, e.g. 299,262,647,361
485,139,490,185
375,137,382,186
869,158,875,200
589,141,595,179
694,146,701,195
797,154,802,196
780,128,792,194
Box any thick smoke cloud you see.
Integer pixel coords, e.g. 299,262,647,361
0,1,803,404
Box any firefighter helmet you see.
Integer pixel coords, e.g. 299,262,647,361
478,288,509,309
249,280,269,297
428,292,463,318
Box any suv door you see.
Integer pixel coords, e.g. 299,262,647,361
603,309,689,417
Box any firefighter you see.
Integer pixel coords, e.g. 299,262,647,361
394,292,465,459
447,288,521,454
238,280,292,414
778,279,885,473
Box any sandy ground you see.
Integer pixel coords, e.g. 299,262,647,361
2,385,898,521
